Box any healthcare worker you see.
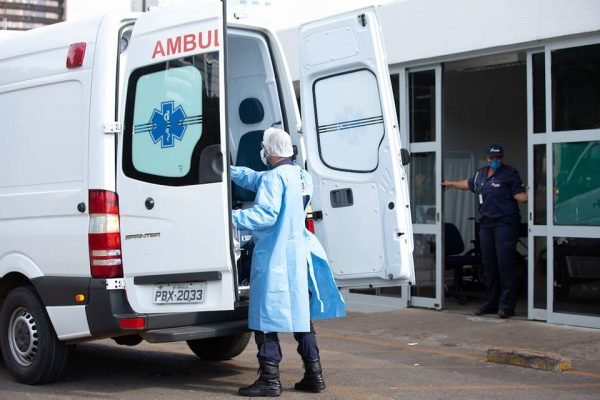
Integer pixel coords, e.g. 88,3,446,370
231,128,345,397
442,144,527,318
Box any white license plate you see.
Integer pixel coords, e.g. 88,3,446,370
153,282,206,304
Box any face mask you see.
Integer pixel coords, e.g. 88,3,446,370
260,149,269,167
489,159,503,170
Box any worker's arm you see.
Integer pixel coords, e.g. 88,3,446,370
441,179,470,190
230,166,266,192
514,189,528,203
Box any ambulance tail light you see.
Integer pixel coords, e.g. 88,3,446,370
305,205,316,234
88,190,123,279
66,42,86,68
118,317,146,330
305,217,315,234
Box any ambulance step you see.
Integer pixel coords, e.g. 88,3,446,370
142,320,248,343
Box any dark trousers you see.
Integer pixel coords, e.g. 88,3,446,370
255,322,319,364
479,216,519,313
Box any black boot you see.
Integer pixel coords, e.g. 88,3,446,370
238,361,282,397
294,358,326,393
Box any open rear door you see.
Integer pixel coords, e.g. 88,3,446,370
300,7,414,288
116,8,235,313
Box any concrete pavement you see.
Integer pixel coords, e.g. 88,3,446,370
1,306,599,399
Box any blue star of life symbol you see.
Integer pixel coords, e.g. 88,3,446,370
147,101,187,148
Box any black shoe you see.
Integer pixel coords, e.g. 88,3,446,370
474,307,498,316
498,310,515,319
238,361,282,397
294,359,326,393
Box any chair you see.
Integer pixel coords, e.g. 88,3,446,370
232,98,269,203
444,222,483,304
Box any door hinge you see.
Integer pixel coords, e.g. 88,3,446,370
106,278,126,290
104,122,123,135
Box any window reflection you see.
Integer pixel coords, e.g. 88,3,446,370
552,43,600,131
409,70,436,142
411,234,436,298
553,237,600,317
410,152,436,224
533,145,547,225
532,52,546,133
553,141,600,226
390,73,400,121
534,237,547,309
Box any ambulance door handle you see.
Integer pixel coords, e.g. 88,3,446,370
330,188,353,208
145,197,155,210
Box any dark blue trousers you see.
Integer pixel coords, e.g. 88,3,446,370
479,216,520,314
255,322,319,364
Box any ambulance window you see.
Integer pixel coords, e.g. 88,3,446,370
123,53,220,186
313,69,384,172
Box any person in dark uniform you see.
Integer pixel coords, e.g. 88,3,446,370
442,144,528,318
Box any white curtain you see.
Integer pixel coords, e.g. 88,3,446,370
443,151,477,252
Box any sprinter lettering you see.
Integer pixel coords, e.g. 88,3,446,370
152,29,219,58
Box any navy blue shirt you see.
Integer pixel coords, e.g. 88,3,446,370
468,165,525,220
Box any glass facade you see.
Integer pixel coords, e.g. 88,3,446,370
553,237,600,317
553,141,600,226
410,152,436,224
411,234,436,298
533,237,547,310
532,52,546,133
533,144,547,225
409,70,436,142
552,44,600,131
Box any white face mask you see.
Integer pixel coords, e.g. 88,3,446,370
260,149,269,167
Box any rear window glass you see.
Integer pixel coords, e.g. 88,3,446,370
313,69,384,172
123,53,220,186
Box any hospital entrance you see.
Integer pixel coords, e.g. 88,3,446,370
440,53,528,314
403,41,600,328
398,52,528,314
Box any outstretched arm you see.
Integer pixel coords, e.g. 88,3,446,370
230,166,266,192
441,179,470,190
232,173,284,231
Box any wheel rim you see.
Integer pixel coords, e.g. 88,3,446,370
8,307,38,367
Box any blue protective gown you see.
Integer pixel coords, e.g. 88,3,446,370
231,164,345,333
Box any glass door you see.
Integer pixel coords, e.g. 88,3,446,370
402,65,443,309
528,37,600,329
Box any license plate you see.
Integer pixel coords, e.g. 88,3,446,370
153,282,206,304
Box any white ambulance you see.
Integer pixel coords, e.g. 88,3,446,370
0,5,414,384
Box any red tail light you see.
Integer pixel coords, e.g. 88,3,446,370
118,317,146,330
88,190,123,278
305,217,315,234
66,42,86,68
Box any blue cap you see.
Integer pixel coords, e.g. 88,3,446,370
486,144,504,157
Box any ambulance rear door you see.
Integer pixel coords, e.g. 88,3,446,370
116,8,235,313
300,7,414,288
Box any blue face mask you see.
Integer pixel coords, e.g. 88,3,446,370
489,159,503,170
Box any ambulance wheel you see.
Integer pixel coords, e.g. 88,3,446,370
187,332,251,361
0,286,68,384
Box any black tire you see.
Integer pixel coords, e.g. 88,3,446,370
0,286,68,384
187,332,251,361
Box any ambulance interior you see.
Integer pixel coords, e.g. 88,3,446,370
225,29,290,287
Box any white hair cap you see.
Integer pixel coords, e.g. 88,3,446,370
262,127,294,158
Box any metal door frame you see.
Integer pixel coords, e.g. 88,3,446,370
394,64,443,309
